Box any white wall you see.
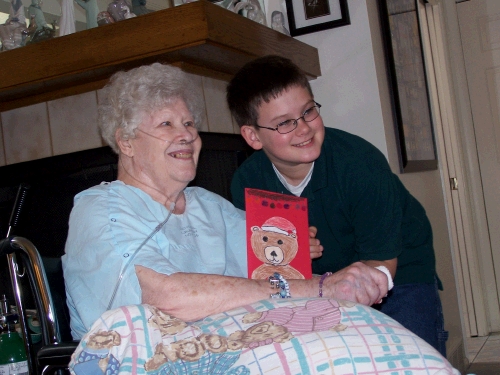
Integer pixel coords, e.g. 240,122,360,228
295,0,389,157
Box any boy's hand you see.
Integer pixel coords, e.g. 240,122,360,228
309,226,323,259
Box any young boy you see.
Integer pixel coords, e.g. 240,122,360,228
227,55,447,356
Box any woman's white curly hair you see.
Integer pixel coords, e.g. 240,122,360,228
98,63,205,154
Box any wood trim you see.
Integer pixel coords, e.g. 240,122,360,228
0,1,320,112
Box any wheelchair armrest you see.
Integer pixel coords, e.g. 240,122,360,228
37,341,79,367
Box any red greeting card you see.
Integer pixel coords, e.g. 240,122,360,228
245,188,312,280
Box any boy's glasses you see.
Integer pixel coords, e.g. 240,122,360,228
255,102,322,134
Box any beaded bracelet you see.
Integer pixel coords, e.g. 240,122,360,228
318,272,332,297
269,272,291,299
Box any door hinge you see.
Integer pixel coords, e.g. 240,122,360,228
450,177,458,190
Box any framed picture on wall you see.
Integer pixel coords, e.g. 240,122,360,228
285,0,350,37
378,0,438,172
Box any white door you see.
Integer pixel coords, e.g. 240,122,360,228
456,0,500,332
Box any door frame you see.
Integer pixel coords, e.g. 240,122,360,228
421,0,500,336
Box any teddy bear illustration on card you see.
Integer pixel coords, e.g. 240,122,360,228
251,216,305,279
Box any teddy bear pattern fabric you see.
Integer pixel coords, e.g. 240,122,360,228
68,298,460,375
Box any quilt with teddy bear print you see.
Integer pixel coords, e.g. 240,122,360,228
69,298,460,375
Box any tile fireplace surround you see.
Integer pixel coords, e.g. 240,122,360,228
0,74,237,167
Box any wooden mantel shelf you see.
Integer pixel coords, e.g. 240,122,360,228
0,0,321,112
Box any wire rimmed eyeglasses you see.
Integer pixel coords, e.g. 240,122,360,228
255,102,322,134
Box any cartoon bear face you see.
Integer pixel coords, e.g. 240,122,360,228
251,227,298,266
165,338,205,362
86,330,121,349
245,321,288,342
198,333,228,353
148,306,187,336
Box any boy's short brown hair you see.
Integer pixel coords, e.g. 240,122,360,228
226,55,313,127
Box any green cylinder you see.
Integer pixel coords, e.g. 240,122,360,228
0,330,29,375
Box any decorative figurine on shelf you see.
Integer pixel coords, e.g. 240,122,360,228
245,0,266,26
74,0,99,29
271,10,289,35
29,0,48,30
218,0,237,12
59,0,76,36
21,15,37,43
97,11,115,26
23,15,55,44
0,0,27,51
24,0,56,44
107,0,136,22
131,0,152,15
229,0,267,26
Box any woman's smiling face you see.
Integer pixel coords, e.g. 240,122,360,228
128,98,202,191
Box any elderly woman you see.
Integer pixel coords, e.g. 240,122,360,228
62,62,387,341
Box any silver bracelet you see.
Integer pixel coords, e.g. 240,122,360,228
269,272,291,299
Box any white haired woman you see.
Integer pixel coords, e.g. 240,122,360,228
61,63,383,341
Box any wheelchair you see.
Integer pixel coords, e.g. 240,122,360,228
1,235,78,374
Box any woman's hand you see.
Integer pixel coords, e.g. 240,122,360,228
319,262,389,306
309,226,323,259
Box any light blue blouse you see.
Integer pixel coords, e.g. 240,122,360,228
62,181,247,339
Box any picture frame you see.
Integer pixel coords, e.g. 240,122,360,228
378,0,438,173
285,0,350,37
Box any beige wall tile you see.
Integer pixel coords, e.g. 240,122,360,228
96,88,108,146
1,103,52,165
48,92,104,156
202,77,234,134
0,115,5,166
187,73,209,132
96,88,105,105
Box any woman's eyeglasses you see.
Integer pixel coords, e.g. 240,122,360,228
255,102,322,134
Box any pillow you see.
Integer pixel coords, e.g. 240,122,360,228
69,298,460,374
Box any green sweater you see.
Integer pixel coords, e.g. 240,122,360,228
231,128,437,286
